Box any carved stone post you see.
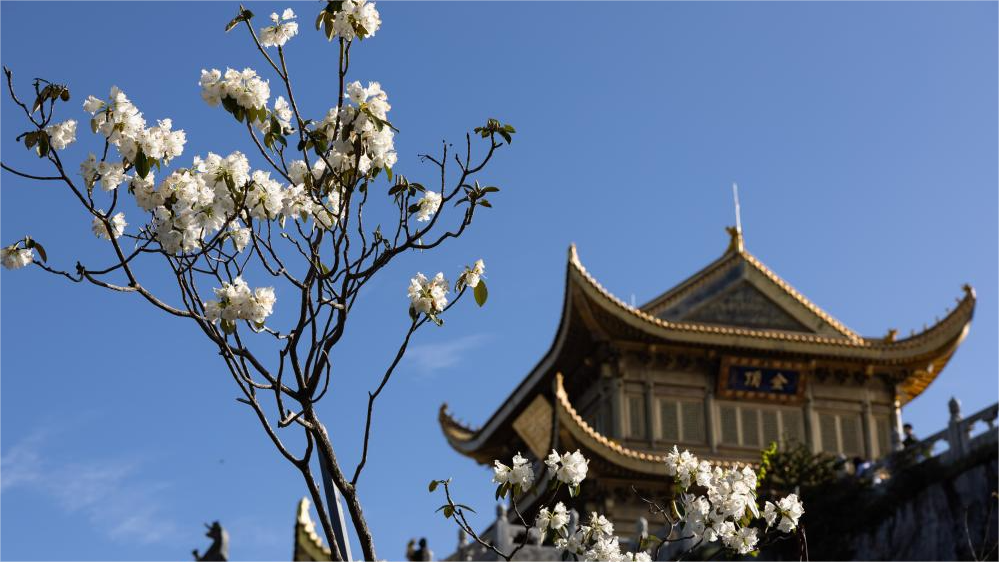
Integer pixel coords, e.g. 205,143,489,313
495,503,511,554
946,396,966,463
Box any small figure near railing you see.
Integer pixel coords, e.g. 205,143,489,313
869,398,998,482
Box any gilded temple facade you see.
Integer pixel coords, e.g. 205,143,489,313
438,228,976,545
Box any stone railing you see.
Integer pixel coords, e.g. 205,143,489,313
871,398,998,477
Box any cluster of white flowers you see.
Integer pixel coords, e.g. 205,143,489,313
203,277,276,326
551,512,651,562
83,87,186,165
329,0,381,41
228,223,252,252
91,212,127,240
461,259,485,288
259,96,293,136
665,446,802,555
81,154,127,192
314,81,397,177
259,9,298,48
545,449,589,487
415,190,442,222
535,502,569,535
408,272,448,315
45,119,77,150
1,245,33,270
492,453,534,494
200,68,271,111
763,493,804,533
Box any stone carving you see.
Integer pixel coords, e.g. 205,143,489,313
192,521,229,561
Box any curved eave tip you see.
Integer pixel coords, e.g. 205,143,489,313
962,283,976,301
568,242,579,262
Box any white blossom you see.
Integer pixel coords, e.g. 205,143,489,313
85,87,185,165
2,245,33,269
97,161,126,191
665,445,700,488
80,153,98,187
82,95,104,114
92,212,127,240
203,277,276,326
259,9,299,48
45,119,77,150
545,449,589,487
492,452,534,493
312,80,396,177
330,0,381,41
408,272,448,315
200,67,270,111
415,190,442,222
462,259,485,288
229,223,251,252
766,493,804,533
535,502,569,535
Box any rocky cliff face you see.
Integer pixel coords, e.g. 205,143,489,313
851,456,998,561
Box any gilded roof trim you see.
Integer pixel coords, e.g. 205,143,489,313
294,498,332,561
569,244,975,357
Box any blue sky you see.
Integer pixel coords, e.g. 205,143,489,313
1,1,996,560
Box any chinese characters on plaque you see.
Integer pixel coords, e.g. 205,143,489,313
718,358,806,402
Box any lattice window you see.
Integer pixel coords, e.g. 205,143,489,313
818,411,865,456
657,399,706,445
660,401,679,442
627,395,646,439
720,405,739,445
719,403,808,449
681,402,706,444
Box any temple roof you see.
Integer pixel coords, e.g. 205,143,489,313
440,232,975,461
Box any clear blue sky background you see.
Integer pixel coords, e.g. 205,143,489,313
1,2,996,560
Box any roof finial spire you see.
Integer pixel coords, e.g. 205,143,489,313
733,182,743,236
726,183,744,253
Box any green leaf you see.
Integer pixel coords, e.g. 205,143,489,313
478,199,492,208
30,241,47,263
443,505,454,519
220,319,236,334
408,306,418,321
134,150,150,179
428,480,439,493
473,281,488,307
570,485,580,497
454,504,477,514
